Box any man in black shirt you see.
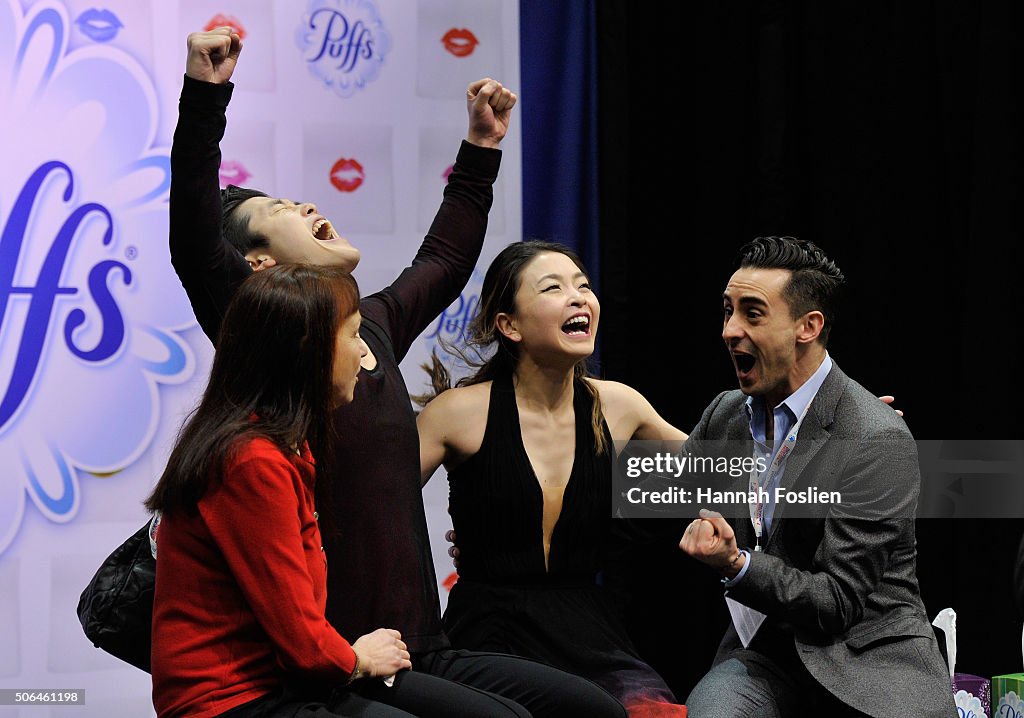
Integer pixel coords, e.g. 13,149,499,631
167,27,625,718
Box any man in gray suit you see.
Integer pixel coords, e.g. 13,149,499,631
679,236,953,717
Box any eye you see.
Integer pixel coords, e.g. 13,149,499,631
578,282,591,291
542,284,560,292
723,305,733,317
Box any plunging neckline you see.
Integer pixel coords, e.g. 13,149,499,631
507,381,580,572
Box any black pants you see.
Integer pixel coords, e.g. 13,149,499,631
219,649,626,717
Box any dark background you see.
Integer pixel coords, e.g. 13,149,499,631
522,0,1023,701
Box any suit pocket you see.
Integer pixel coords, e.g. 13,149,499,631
845,613,935,653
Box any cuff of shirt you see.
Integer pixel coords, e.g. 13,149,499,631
722,549,751,587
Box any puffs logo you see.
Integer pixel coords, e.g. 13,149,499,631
330,157,365,193
422,267,484,376
0,2,194,555
296,0,392,99
205,14,247,39
74,8,123,43
441,28,478,58
425,269,482,347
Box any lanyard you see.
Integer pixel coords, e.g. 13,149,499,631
748,401,812,551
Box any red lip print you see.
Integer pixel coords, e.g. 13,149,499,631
205,14,247,39
442,572,459,592
330,158,365,193
441,28,479,58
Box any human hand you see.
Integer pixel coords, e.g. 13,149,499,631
678,509,740,575
445,529,460,569
465,78,517,149
185,27,242,84
351,628,411,679
878,395,904,418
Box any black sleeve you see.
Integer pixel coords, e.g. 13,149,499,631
360,141,501,362
169,75,252,345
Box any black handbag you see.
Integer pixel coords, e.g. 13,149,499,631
76,517,156,672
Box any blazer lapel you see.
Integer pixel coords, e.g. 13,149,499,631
763,362,848,551
724,404,755,545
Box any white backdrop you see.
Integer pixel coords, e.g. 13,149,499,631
0,0,520,714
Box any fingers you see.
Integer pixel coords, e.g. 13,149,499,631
679,514,728,550
489,85,517,113
466,77,493,99
444,529,456,543
187,29,235,56
447,545,460,558
386,632,411,671
468,78,500,113
678,518,703,550
466,78,516,112
877,395,904,417
185,27,242,82
699,509,735,539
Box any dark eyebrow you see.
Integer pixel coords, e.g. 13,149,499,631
536,271,588,286
723,292,768,309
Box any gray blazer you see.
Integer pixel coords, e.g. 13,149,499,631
688,361,953,717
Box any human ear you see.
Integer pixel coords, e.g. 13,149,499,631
495,312,521,342
796,310,824,344
247,255,277,272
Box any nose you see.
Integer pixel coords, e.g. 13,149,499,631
722,313,743,344
358,336,369,358
300,202,317,215
567,286,587,307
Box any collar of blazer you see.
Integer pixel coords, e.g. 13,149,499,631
735,360,851,550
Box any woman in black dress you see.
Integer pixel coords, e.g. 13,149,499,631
417,241,689,717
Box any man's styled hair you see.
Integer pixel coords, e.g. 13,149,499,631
738,236,845,346
220,184,270,256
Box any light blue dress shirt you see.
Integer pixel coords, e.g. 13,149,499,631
725,353,833,586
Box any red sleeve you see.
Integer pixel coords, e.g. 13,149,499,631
198,440,357,678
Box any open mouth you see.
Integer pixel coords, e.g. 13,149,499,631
733,352,756,374
561,315,591,336
312,218,337,241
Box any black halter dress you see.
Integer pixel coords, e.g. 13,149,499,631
442,374,682,713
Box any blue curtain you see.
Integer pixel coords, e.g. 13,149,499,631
519,1,600,289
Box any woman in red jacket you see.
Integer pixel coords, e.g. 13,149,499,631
147,265,417,717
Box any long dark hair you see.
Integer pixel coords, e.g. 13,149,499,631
418,240,608,454
146,264,360,516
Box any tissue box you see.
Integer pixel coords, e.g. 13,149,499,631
992,674,1024,718
954,673,990,718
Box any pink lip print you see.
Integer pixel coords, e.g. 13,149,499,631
330,158,365,192
218,160,252,187
442,164,454,183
